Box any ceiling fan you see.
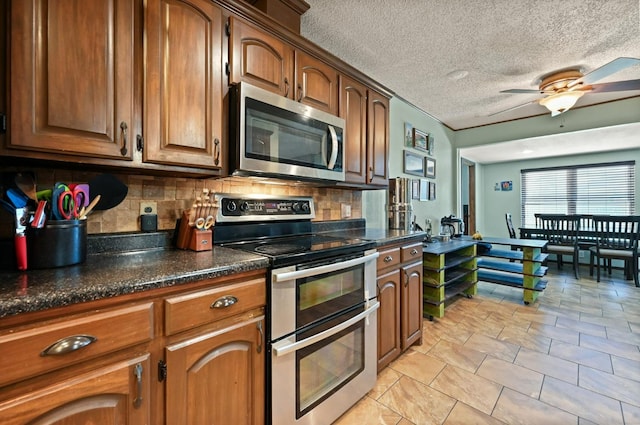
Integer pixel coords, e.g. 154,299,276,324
492,57,640,117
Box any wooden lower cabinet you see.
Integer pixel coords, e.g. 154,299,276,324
0,354,150,425
376,240,423,371
0,270,267,425
165,316,265,425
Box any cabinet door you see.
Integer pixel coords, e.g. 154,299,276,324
229,17,293,98
401,261,423,350
339,75,368,184
0,355,150,425
367,90,390,186
376,269,401,372
294,51,338,115
166,316,265,425
9,0,134,160
144,0,223,169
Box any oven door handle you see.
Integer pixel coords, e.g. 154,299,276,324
272,301,379,357
272,251,379,283
327,125,338,170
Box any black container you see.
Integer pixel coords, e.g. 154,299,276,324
26,220,87,269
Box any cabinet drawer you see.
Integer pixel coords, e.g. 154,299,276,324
377,247,400,270
165,277,266,336
401,243,423,263
0,303,154,387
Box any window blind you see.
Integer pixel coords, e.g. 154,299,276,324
520,161,635,227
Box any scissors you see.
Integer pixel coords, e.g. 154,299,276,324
52,182,87,220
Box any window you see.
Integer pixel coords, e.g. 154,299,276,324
521,161,635,227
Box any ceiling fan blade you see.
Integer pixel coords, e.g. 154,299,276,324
500,89,551,94
488,99,539,116
586,79,640,93
568,57,640,88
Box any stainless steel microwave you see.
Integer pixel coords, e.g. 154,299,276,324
229,82,345,182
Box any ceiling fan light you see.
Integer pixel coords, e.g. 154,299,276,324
539,91,585,116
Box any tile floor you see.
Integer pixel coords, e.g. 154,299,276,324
336,266,640,425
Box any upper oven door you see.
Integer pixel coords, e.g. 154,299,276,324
232,82,346,182
271,250,378,341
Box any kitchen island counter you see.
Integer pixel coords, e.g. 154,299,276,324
0,246,269,319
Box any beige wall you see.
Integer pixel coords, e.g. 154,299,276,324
0,166,361,238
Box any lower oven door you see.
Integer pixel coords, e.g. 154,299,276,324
271,301,379,425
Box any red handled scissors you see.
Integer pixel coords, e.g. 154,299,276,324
52,182,87,220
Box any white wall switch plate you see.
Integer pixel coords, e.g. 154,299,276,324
341,203,351,218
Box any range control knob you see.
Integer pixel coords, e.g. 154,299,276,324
292,202,301,212
300,202,310,212
226,201,237,212
240,201,250,212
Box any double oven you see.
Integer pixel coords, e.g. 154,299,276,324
213,194,379,425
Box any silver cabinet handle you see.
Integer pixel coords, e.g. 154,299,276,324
410,248,419,256
384,255,393,263
210,295,238,309
297,83,303,101
257,321,263,354
284,77,290,97
40,335,97,356
133,363,143,408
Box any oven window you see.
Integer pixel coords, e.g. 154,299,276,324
296,320,365,418
297,264,364,329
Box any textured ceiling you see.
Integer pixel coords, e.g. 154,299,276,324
300,0,640,131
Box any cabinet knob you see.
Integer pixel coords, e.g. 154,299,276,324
410,248,419,256
384,255,393,263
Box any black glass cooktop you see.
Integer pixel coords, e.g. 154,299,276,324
221,234,375,267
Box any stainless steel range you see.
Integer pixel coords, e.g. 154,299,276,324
213,194,379,425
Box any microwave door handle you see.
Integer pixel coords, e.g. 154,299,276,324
327,125,338,170
272,252,379,283
272,301,379,356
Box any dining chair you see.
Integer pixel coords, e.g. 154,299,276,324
537,214,581,279
505,213,517,239
589,215,640,287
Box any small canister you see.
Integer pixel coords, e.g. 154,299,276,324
26,220,87,269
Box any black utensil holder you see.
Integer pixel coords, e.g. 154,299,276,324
26,220,87,269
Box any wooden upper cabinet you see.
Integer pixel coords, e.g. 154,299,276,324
144,0,224,169
294,50,338,115
340,75,389,186
9,0,134,160
229,17,338,115
367,90,390,186
229,17,293,97
340,75,368,184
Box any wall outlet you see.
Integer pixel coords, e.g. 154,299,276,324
341,203,351,218
140,201,157,215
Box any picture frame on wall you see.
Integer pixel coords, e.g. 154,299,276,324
425,157,436,178
419,179,428,201
411,179,420,200
404,122,413,147
428,181,436,200
413,128,428,151
427,135,435,156
403,150,425,176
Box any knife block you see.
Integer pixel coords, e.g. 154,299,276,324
189,228,212,251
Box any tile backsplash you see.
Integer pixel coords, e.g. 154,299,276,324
0,167,362,237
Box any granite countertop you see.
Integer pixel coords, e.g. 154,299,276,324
0,247,269,319
0,221,425,320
